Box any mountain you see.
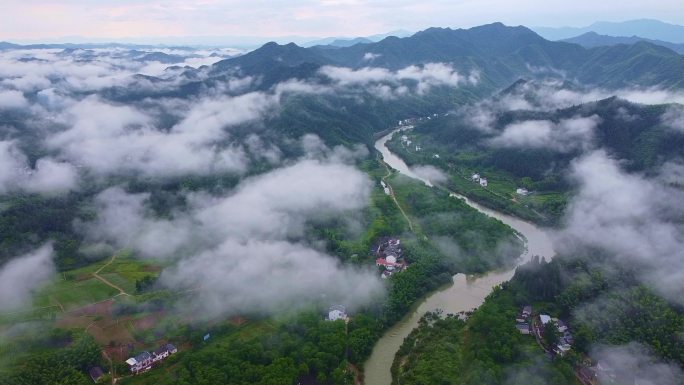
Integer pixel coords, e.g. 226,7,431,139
326,37,373,47
0,41,195,51
562,32,684,54
302,29,412,47
212,22,684,91
533,19,684,43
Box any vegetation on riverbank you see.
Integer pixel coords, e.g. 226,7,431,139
391,252,684,384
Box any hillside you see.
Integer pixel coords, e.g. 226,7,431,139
562,32,684,54
533,19,684,43
210,23,684,91
387,91,684,223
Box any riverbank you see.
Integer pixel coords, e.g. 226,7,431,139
363,127,555,385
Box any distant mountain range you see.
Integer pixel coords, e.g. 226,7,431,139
211,22,684,91
302,30,413,47
562,32,684,54
0,41,197,51
533,19,684,43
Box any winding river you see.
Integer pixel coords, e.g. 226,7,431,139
363,128,556,385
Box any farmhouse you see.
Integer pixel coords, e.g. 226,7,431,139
479,178,488,187
327,305,347,321
539,314,551,326
88,366,105,383
126,351,153,374
516,323,531,334
522,305,532,317
556,320,568,333
516,188,529,195
126,343,178,374
471,173,480,182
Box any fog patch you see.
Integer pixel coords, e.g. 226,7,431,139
592,343,684,384
161,239,382,319
0,89,28,109
0,140,78,194
661,105,684,132
0,244,55,311
81,155,382,319
556,150,684,305
363,52,381,61
411,165,447,184
319,62,476,97
488,115,600,152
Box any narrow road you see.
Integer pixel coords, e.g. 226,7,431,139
380,159,415,232
93,254,129,296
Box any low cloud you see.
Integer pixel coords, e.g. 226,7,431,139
488,115,600,152
661,105,684,132
363,52,381,61
81,155,382,319
0,89,28,109
0,140,78,194
0,244,55,311
592,343,684,384
319,62,474,97
161,239,382,319
411,165,447,184
45,94,277,178
80,187,193,258
556,150,684,305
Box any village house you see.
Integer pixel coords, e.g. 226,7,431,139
516,305,532,323
126,351,153,374
522,305,532,318
126,343,178,374
327,305,347,321
374,237,408,278
376,255,403,271
479,178,488,187
88,366,105,383
471,173,480,182
556,319,568,333
516,188,529,195
516,323,531,334
539,314,551,326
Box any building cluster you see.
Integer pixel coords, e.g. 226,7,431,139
471,173,488,187
326,305,348,321
125,343,178,375
538,313,574,356
515,305,533,334
375,237,408,278
517,306,575,356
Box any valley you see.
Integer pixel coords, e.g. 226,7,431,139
0,15,683,385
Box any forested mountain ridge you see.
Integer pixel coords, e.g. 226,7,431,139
211,22,684,90
562,31,684,54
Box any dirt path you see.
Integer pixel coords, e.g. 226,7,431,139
380,161,415,232
93,254,129,296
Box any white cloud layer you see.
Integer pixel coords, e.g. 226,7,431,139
0,140,78,194
319,62,474,97
488,115,600,152
81,156,382,318
0,244,55,311
557,150,684,305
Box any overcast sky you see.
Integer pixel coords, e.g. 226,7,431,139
2,0,683,43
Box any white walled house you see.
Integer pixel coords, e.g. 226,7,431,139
327,305,347,321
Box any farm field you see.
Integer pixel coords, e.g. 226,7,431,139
0,252,175,369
